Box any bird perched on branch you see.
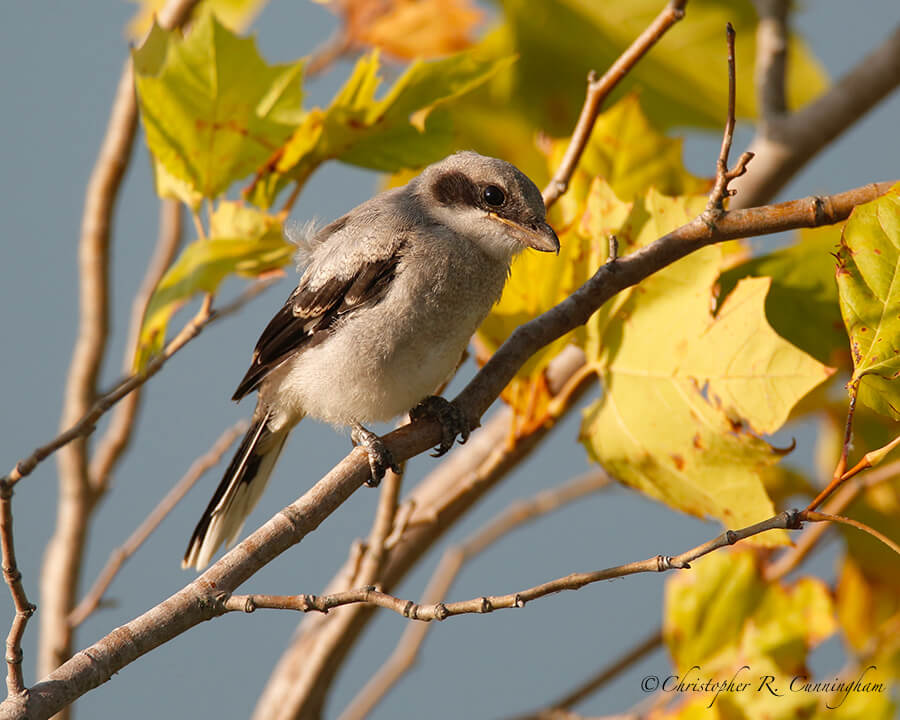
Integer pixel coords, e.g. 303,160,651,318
183,151,559,569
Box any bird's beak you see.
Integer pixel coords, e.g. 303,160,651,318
490,214,561,254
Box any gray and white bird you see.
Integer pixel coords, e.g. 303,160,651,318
183,151,559,569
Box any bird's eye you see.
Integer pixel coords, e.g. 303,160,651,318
482,185,505,207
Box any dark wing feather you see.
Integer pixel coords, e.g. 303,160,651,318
232,241,405,401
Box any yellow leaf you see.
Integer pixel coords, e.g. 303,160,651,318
682,277,835,435
581,191,831,533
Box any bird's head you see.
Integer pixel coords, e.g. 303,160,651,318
416,151,560,261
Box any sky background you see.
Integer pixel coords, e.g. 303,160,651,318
0,1,898,718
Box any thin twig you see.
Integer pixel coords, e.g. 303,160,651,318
339,471,612,720
764,457,900,581
68,422,247,628
541,0,688,208
804,511,900,558
89,198,183,495
805,380,859,511
0,484,35,696
4,279,275,488
705,23,754,215
223,511,804,621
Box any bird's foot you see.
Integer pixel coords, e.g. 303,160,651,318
409,396,470,457
351,424,400,487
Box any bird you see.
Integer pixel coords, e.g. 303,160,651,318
183,151,560,569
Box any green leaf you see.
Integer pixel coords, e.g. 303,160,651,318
497,0,827,135
251,47,514,207
134,202,292,369
836,185,900,418
581,192,831,532
133,13,304,199
720,225,847,368
665,550,837,718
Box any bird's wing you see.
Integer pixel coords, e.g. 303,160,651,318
232,223,406,401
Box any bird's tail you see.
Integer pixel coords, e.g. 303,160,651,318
183,411,290,570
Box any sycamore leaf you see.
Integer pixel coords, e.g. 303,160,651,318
127,0,267,39
665,550,836,718
681,277,835,435
720,225,847,368
498,0,827,135
581,192,831,532
133,13,304,199
250,47,513,208
134,202,292,369
837,185,900,418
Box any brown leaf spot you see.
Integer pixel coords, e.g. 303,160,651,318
692,433,704,450
670,454,685,471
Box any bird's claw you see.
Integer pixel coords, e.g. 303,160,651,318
410,396,470,457
351,425,400,487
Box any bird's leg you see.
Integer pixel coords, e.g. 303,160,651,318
351,424,400,487
409,396,471,457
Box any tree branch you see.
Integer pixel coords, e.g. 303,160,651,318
339,471,612,720
0,485,35,696
253,345,595,720
224,510,804,619
68,422,246,629
752,0,788,123
764,457,900,581
4,278,274,488
88,198,182,495
542,0,687,207
730,22,900,208
704,23,754,216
